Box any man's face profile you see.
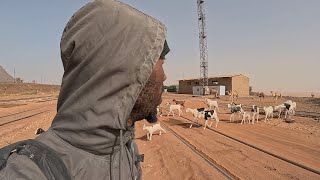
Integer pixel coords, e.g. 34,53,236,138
129,59,167,125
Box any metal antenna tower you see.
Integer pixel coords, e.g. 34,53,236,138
197,0,209,95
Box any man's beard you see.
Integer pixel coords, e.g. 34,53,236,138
128,82,163,126
145,93,163,123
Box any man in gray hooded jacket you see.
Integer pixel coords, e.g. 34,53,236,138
0,0,169,179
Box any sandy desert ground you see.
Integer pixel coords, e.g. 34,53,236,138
0,93,320,179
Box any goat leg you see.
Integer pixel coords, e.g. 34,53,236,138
265,114,267,122
189,123,193,128
209,121,213,127
160,128,166,134
203,121,207,130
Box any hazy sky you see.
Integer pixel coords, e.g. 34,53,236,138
0,0,319,93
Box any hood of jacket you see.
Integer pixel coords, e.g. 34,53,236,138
50,0,166,155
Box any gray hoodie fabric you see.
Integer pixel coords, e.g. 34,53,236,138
0,0,166,179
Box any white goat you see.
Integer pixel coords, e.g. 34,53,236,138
204,99,219,112
274,104,287,119
203,110,219,129
143,123,166,141
228,103,243,122
263,106,274,122
186,108,205,128
165,102,183,117
251,105,260,124
241,111,252,125
284,100,293,104
290,102,297,114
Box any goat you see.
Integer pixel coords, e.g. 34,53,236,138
209,88,219,98
34,128,45,135
204,86,211,95
203,110,219,129
283,100,293,106
186,108,205,128
143,123,166,141
165,102,183,117
226,90,239,102
284,101,297,119
251,105,260,124
204,98,219,112
270,91,282,103
241,111,252,125
290,102,297,114
258,92,265,101
157,106,163,117
228,103,243,122
263,106,274,122
173,99,185,108
274,104,287,119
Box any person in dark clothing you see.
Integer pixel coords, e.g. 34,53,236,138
0,0,169,179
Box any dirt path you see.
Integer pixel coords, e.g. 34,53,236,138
157,115,319,179
0,101,56,147
135,121,226,180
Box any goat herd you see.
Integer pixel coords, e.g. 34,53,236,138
156,98,298,130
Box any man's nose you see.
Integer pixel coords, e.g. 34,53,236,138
163,73,167,81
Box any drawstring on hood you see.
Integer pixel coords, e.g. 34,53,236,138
119,130,123,180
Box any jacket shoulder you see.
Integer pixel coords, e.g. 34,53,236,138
0,153,46,180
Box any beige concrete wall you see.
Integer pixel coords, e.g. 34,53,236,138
232,75,250,96
179,75,249,95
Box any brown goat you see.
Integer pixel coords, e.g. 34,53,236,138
173,99,185,108
258,92,265,101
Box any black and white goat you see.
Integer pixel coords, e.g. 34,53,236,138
274,104,287,119
228,103,243,122
34,128,45,135
251,105,260,124
186,107,205,128
203,110,219,129
284,100,297,119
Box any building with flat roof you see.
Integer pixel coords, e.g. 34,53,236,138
178,74,249,96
